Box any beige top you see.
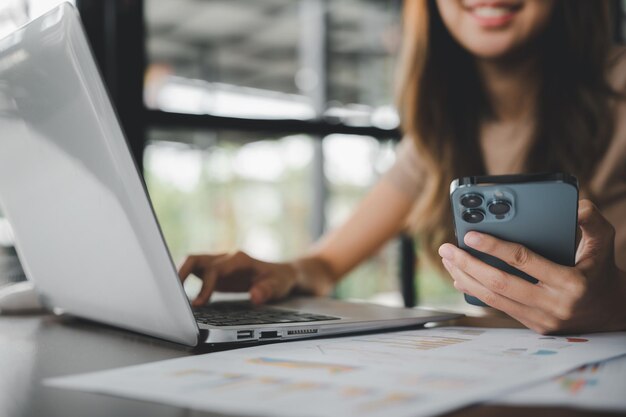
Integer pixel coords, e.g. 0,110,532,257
383,47,626,271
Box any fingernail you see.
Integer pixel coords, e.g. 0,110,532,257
438,244,455,260
464,232,482,247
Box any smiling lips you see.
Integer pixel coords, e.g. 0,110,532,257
462,1,524,28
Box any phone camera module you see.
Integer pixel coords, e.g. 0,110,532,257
488,200,511,216
460,194,483,209
462,209,485,224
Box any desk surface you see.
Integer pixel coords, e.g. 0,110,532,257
1,314,624,417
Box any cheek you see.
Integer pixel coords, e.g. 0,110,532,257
522,0,556,37
436,1,485,54
436,0,465,35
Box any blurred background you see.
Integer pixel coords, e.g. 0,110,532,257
141,0,406,304
0,0,624,309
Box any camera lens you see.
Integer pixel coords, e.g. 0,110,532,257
460,194,483,209
488,200,511,216
462,209,484,224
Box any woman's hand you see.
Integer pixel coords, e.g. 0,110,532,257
178,252,335,307
439,199,626,334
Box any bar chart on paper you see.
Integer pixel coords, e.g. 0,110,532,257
46,327,626,417
499,354,626,411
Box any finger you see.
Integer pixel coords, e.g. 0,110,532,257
212,251,255,277
576,199,616,261
442,258,556,333
458,233,568,286
453,271,549,332
214,272,253,292
578,200,614,237
178,256,199,283
209,252,257,292
192,252,256,306
439,244,549,308
193,269,219,307
251,272,295,305
442,258,522,312
250,279,276,305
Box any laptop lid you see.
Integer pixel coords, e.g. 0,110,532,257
0,4,199,346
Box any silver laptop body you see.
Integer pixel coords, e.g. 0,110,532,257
0,3,459,346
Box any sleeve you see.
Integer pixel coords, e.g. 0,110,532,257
379,137,427,201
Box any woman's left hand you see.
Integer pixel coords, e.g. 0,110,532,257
439,199,626,334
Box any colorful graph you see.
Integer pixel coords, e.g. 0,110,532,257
170,369,213,377
553,361,602,394
442,329,485,336
281,381,326,393
558,376,598,394
503,348,527,356
566,337,589,343
582,362,601,373
539,336,589,343
341,386,376,398
248,357,358,374
191,373,256,391
358,392,420,413
358,335,470,351
533,350,558,356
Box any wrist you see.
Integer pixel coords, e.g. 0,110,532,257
290,257,336,297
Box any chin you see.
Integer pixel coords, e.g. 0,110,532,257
461,38,521,60
469,47,516,60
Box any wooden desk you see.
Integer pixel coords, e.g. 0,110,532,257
0,314,623,417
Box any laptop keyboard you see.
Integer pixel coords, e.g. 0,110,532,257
193,301,340,327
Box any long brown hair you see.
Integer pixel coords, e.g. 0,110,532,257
397,0,619,267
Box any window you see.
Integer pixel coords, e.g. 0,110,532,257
145,0,402,128
143,0,406,304
145,130,315,263
144,130,402,303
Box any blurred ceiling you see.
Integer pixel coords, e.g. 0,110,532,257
146,0,402,105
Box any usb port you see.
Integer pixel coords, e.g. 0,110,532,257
260,331,279,339
237,330,254,340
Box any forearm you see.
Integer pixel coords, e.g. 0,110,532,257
290,179,415,295
312,180,414,274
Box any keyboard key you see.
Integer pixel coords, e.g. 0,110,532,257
192,302,339,327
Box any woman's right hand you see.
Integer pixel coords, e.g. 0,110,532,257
177,252,335,307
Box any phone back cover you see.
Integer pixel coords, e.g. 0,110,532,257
450,180,578,306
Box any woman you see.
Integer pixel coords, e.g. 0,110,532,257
179,0,626,334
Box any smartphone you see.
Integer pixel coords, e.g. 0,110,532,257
449,173,579,306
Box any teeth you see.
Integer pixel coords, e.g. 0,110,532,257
473,6,512,18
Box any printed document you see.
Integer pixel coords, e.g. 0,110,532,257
498,354,626,411
45,327,626,417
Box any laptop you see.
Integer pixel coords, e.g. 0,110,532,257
0,3,460,346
